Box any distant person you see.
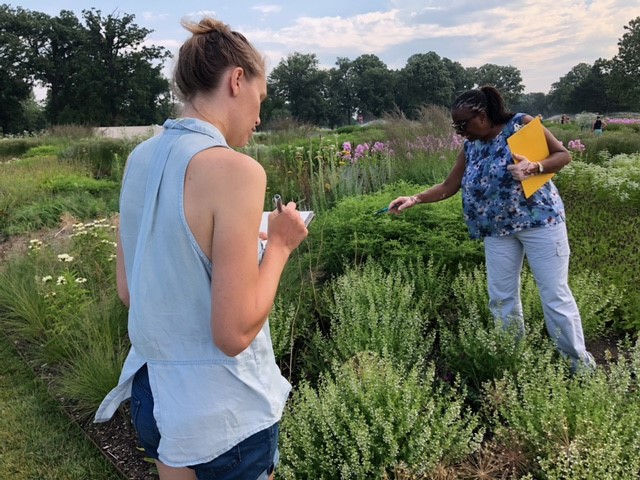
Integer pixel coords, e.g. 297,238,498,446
592,115,606,135
387,86,595,372
95,16,308,480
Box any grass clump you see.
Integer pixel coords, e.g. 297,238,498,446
0,335,120,479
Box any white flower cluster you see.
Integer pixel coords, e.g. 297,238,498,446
71,218,113,238
28,239,43,251
57,253,74,262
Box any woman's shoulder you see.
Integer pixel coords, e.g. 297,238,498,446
191,147,266,182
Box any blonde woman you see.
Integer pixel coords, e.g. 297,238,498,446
95,17,308,480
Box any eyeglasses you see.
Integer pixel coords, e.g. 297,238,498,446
450,114,477,133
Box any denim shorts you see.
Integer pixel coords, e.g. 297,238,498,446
130,364,279,480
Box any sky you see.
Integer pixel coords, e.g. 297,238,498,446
18,0,640,94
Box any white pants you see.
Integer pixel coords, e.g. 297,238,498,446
484,222,595,370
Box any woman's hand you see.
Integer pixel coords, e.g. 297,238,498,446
266,202,308,254
507,153,539,181
387,195,420,214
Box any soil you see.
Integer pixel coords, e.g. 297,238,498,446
79,407,157,480
0,236,626,480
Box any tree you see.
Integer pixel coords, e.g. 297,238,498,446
72,9,171,126
395,52,454,118
326,57,357,127
1,6,172,127
510,92,550,117
443,58,474,101
471,64,524,106
610,16,640,110
267,52,329,125
548,63,592,113
0,5,38,133
350,54,395,120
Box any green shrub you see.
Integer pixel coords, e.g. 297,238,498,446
314,261,435,373
0,137,44,158
42,175,119,194
59,137,135,180
487,339,640,479
556,158,640,333
439,307,542,395
302,181,483,281
279,353,483,479
23,145,64,158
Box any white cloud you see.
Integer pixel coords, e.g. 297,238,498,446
252,5,282,15
142,12,169,22
248,9,480,52
185,10,218,21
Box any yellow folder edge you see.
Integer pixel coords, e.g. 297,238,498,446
506,116,555,198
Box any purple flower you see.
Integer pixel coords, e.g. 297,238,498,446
568,139,586,152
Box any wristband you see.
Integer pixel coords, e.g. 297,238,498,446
538,162,544,173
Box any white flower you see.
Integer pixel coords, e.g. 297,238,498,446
42,275,53,283
28,239,43,250
57,253,74,262
56,276,67,285
75,277,87,284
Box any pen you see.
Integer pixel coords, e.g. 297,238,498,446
273,194,283,213
374,204,399,215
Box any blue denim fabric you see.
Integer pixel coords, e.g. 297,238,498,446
131,364,279,480
484,222,595,371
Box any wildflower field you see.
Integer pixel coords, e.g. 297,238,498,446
1,109,640,479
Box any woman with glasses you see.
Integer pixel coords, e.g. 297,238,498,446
388,85,595,372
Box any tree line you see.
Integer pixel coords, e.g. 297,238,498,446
1,5,639,134
0,5,173,134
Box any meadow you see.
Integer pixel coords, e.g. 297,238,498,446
1,109,640,479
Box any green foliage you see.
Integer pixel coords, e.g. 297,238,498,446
58,294,128,420
439,307,540,395
486,339,640,479
43,174,119,194
556,157,640,331
0,154,120,237
570,270,621,341
0,256,50,342
449,263,622,343
303,182,483,280
0,336,120,479
23,144,64,158
59,137,134,180
2,220,119,366
6,193,119,237
314,261,435,373
553,129,640,164
0,137,44,158
279,353,483,479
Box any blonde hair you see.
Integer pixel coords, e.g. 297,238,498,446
173,17,265,102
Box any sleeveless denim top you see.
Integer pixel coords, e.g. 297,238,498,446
461,113,566,239
94,118,291,467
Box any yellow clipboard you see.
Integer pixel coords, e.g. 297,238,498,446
506,116,554,198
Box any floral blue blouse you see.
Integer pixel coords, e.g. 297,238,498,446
461,113,566,239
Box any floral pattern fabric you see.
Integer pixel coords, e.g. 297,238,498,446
461,113,566,239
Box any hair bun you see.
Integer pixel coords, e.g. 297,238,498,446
181,17,230,35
